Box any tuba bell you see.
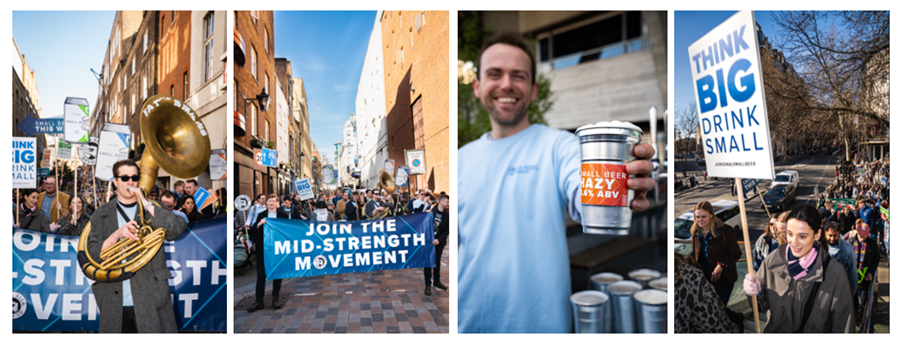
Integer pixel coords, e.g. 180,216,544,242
77,95,211,282
371,169,396,219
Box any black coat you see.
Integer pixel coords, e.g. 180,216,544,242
431,207,449,246
250,208,288,243
845,235,880,288
692,224,742,290
345,199,362,221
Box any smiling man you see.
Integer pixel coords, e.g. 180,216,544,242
457,32,657,333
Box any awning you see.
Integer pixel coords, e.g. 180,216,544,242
234,29,246,67
234,110,246,137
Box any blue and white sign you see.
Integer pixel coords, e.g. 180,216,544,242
260,148,277,167
395,166,409,187
732,178,762,197
323,164,336,186
405,149,426,175
13,137,37,189
296,178,314,201
262,213,436,280
17,115,64,137
95,123,131,181
12,218,228,332
688,11,775,179
37,168,50,178
193,186,211,211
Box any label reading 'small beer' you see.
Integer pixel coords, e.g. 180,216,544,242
580,163,629,206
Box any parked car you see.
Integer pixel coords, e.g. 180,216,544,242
770,170,799,189
761,184,797,211
674,200,742,243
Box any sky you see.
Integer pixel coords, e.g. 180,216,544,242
13,11,115,119
674,11,779,114
274,11,376,165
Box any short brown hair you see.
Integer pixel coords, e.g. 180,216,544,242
160,190,176,201
476,31,536,85
112,159,140,178
174,180,185,188
267,193,278,201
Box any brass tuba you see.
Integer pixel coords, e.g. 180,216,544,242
77,95,211,282
371,169,396,219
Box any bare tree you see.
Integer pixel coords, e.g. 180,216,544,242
675,102,699,177
767,11,889,161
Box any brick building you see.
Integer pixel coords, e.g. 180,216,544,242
234,10,276,198
380,11,449,194
292,77,313,182
12,37,47,155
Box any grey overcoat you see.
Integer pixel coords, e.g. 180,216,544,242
85,200,186,333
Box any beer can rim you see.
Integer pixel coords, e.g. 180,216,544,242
576,120,643,137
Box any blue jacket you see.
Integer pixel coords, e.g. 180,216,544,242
828,239,859,292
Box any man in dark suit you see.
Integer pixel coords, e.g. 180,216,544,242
247,194,287,312
83,159,186,333
424,194,449,295
281,195,303,220
345,191,363,221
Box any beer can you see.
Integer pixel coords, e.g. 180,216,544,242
575,121,643,235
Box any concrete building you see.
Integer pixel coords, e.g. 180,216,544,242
355,12,389,189
338,115,358,188
12,37,47,155
234,10,276,198
292,77,313,181
274,73,291,195
475,11,667,145
381,11,450,193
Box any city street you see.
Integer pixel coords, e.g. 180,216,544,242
675,150,890,333
233,246,450,333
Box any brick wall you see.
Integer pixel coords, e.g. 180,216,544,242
381,11,449,194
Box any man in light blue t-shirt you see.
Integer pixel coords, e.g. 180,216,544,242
458,32,656,333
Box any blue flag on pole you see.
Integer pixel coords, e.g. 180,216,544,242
263,213,436,280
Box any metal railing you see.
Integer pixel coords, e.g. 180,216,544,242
859,273,879,333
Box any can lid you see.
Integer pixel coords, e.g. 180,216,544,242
633,289,667,305
576,120,643,138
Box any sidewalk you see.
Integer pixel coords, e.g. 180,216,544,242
234,246,450,333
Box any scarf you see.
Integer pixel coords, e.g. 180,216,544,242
786,243,819,280
853,238,867,270
21,203,36,217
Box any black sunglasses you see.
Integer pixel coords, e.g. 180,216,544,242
117,175,141,182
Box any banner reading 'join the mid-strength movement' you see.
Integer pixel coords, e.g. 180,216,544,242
12,218,227,332
264,213,436,280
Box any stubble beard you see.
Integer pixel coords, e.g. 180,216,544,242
482,93,529,127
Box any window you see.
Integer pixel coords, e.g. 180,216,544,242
131,57,135,75
250,105,256,135
264,28,268,53
183,72,188,101
170,84,174,97
131,94,135,115
250,47,257,79
143,31,148,54
264,73,269,94
265,120,269,142
250,11,259,20
538,12,646,70
142,76,147,100
203,11,215,82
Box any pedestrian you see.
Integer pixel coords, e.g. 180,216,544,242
457,31,656,333
247,194,286,312
82,159,185,332
178,195,205,223
424,194,449,295
752,213,783,272
674,253,740,333
244,194,267,229
311,200,333,222
281,196,302,220
345,191,362,221
172,180,185,200
36,176,71,224
823,221,859,294
691,200,741,306
846,220,880,315
51,195,91,237
14,189,51,232
335,193,347,220
743,204,854,332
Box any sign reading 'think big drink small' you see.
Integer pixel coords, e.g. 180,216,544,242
688,11,775,179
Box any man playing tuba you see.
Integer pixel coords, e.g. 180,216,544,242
84,159,187,332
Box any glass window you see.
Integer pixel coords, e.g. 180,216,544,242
251,47,257,79
204,12,215,82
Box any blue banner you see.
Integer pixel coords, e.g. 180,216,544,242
732,178,761,197
12,218,227,332
264,213,435,280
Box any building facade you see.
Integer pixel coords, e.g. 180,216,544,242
12,37,47,155
292,77,313,182
234,10,276,198
381,11,450,193
355,13,388,189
